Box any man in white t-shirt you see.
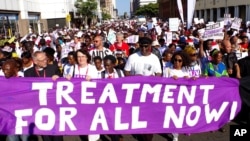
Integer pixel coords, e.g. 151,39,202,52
124,37,162,76
89,35,113,63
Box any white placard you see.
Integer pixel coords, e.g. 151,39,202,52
126,35,139,44
231,18,242,31
202,22,224,40
169,18,179,31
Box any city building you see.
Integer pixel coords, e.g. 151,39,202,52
131,0,157,15
0,0,75,37
100,0,117,19
0,0,118,37
195,0,250,22
158,0,187,21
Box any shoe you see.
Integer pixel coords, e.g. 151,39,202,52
172,137,178,141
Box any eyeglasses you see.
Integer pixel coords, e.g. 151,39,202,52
140,44,149,48
190,53,198,57
94,40,99,43
174,59,182,63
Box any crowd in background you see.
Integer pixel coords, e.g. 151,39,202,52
1,19,250,141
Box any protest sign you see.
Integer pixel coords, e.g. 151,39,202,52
224,14,231,25
169,18,179,31
126,35,139,44
231,18,242,31
165,32,173,45
202,22,224,40
0,77,241,135
147,22,154,30
107,29,116,44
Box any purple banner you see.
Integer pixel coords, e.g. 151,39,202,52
0,76,241,135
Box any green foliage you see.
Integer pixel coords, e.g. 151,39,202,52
74,0,98,18
102,12,111,20
135,3,159,17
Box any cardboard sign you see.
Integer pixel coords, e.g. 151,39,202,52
169,18,180,31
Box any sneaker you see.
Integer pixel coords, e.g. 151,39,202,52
173,137,178,141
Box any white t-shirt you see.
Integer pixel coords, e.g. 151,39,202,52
89,47,113,63
68,64,98,79
165,68,189,78
187,61,202,77
96,68,105,78
124,52,162,76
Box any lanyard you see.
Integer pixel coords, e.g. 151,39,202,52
35,68,46,77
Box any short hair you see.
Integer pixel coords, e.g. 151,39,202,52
67,51,75,57
75,49,91,64
103,55,116,64
21,51,32,59
32,51,45,61
116,32,124,38
139,37,152,45
168,43,176,49
2,59,18,69
93,56,102,62
39,38,46,46
43,47,55,57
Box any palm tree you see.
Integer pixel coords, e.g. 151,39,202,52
75,0,97,27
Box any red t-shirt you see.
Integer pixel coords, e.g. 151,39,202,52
110,42,129,56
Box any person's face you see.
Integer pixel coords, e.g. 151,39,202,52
173,55,183,69
93,37,102,48
94,59,102,70
85,38,91,45
168,45,176,53
189,51,198,61
213,53,223,64
242,38,249,44
22,57,30,65
140,44,151,56
232,36,238,43
77,52,88,66
104,59,114,73
207,41,213,50
224,42,232,53
163,53,172,62
34,53,48,68
116,35,123,42
2,64,16,78
118,59,125,65
67,55,75,65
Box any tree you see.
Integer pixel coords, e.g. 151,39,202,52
135,3,159,17
102,12,111,20
74,0,97,27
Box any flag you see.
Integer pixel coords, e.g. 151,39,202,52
177,0,184,23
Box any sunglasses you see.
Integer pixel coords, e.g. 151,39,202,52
190,53,198,57
94,40,99,43
140,44,149,48
174,59,182,63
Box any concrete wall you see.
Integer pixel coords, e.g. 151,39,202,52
196,0,250,10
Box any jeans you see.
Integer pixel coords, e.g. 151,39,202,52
7,135,28,141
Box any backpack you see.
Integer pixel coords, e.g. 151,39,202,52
101,69,122,78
